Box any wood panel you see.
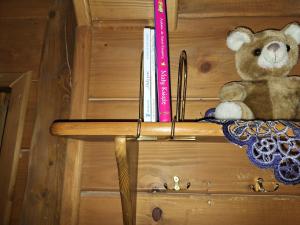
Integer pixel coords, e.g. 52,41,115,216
0,0,52,19
0,19,47,78
79,192,300,225
179,0,300,18
89,0,300,22
22,0,75,224
79,193,123,225
89,17,300,99
60,26,92,225
87,99,218,120
21,82,38,149
0,91,10,149
81,141,300,194
89,0,153,21
73,0,91,26
0,72,32,225
9,151,29,225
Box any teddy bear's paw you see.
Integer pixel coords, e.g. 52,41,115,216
220,83,247,101
215,102,243,120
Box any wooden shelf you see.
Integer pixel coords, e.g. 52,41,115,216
51,120,224,225
50,121,223,139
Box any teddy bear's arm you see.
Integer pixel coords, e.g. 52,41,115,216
219,82,248,101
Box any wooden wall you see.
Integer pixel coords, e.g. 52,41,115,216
0,0,75,225
2,0,300,224
0,1,50,224
74,0,300,224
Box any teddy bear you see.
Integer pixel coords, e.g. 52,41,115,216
215,23,300,120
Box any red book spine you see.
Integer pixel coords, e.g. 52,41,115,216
154,0,172,122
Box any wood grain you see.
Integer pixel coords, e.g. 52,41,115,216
89,0,300,23
0,0,52,19
0,91,10,150
73,0,91,26
81,141,300,195
51,122,223,138
89,17,300,99
79,192,300,225
0,72,32,225
87,99,218,120
166,0,178,31
60,26,92,225
115,137,139,225
89,0,153,21
179,0,300,18
21,81,38,149
22,0,75,224
0,19,47,78
9,150,29,225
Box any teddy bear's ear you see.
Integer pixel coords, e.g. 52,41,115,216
226,27,253,51
283,23,300,44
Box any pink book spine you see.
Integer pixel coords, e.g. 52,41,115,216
154,0,172,122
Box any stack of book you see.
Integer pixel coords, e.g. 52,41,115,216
143,0,171,122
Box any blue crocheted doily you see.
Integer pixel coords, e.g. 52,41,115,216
205,109,300,185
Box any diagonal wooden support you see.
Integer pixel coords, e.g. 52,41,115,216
115,137,139,225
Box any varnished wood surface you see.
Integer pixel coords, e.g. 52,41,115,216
0,91,10,149
87,99,218,120
89,0,153,21
81,141,300,195
0,0,52,19
9,150,29,225
179,0,300,18
60,26,92,225
166,0,178,31
51,122,223,138
0,72,32,225
22,1,75,224
21,82,37,149
115,138,139,225
79,192,300,225
88,0,300,23
89,17,300,99
0,3,51,225
0,19,47,77
73,0,91,26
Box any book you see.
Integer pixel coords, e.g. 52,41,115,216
143,28,152,122
154,0,172,122
150,28,157,122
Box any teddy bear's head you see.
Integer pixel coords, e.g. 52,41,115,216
227,23,300,80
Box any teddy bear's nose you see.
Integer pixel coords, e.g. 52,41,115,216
267,43,280,52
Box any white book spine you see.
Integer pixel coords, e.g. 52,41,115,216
150,29,157,122
143,28,152,122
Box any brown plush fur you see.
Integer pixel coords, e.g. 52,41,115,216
219,23,300,120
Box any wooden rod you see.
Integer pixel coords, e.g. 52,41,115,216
51,121,223,138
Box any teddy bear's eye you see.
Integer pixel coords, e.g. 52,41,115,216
286,44,291,52
253,48,262,56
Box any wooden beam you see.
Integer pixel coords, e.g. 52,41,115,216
115,137,139,225
21,0,76,224
73,0,91,26
0,72,32,225
60,26,92,225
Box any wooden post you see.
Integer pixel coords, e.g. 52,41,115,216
59,25,92,225
115,137,139,225
21,0,76,224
